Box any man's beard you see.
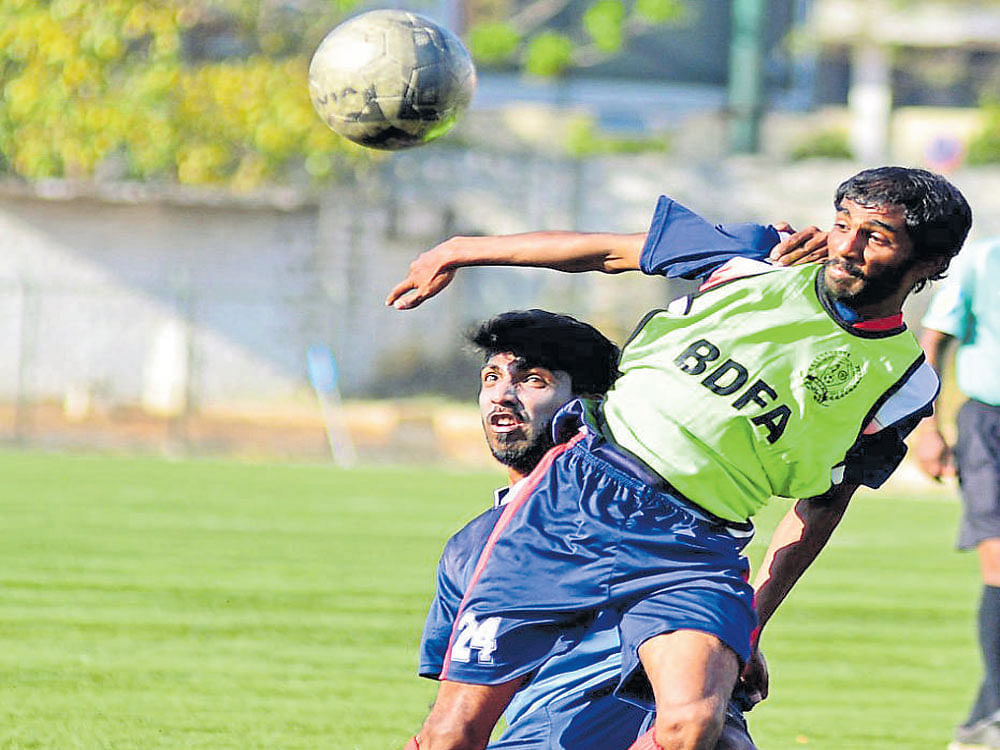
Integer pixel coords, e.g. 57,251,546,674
823,258,911,309
488,426,555,476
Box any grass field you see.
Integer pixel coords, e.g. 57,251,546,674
0,451,981,749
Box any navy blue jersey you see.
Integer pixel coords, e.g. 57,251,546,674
420,508,503,680
420,504,644,733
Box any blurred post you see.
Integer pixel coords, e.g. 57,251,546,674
848,40,891,164
728,0,766,153
14,277,38,444
307,344,357,467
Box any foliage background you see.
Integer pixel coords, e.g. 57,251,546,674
0,0,365,190
0,0,687,189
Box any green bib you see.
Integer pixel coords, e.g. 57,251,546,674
602,264,923,522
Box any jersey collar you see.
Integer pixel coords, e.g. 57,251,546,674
493,477,528,508
817,271,906,336
830,298,904,331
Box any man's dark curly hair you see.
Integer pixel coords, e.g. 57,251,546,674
468,309,620,397
835,166,973,290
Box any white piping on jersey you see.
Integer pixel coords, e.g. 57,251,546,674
493,477,528,508
862,361,939,435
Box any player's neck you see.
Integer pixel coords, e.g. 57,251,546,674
821,277,906,329
843,297,905,321
507,466,528,484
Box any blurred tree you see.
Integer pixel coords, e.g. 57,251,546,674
466,0,687,76
0,0,365,190
967,100,1000,165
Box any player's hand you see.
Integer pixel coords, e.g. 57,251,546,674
736,648,769,710
385,241,459,310
768,223,828,267
914,428,955,481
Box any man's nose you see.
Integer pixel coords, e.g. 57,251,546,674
491,380,519,403
836,230,865,261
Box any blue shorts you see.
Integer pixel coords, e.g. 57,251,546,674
440,404,757,708
490,680,651,749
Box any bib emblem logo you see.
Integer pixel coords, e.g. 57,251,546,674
803,351,863,405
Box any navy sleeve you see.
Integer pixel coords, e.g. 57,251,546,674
418,507,504,679
640,195,781,280
841,409,930,489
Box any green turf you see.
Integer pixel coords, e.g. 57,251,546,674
0,452,981,748
747,489,980,749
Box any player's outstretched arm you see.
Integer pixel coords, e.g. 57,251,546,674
750,483,856,645
386,231,646,310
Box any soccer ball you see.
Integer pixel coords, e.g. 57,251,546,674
308,10,477,151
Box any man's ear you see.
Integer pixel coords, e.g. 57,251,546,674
914,254,950,285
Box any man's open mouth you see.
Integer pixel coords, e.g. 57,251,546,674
489,412,524,433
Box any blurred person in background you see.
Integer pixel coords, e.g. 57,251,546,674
918,238,1000,750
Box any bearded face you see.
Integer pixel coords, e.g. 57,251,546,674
478,352,574,476
822,254,917,309
823,199,922,317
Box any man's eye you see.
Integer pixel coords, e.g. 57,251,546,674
483,373,499,384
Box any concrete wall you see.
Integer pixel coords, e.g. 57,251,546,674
0,189,326,412
2,154,998,414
